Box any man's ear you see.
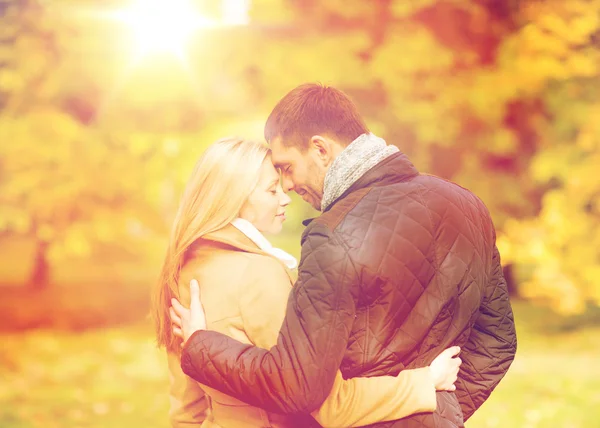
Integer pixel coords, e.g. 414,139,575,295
309,135,333,166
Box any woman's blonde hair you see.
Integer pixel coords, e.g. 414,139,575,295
152,137,270,352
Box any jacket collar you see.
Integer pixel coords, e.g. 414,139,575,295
302,152,419,226
336,151,419,201
321,133,399,211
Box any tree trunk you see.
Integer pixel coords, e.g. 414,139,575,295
28,239,50,290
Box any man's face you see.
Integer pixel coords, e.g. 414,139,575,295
270,136,326,211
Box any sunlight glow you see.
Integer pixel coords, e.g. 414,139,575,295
114,0,215,58
54,0,251,115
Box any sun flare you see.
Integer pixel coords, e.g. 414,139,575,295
114,0,215,58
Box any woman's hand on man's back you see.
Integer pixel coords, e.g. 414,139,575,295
428,346,462,391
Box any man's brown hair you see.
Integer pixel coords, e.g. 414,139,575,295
264,83,369,150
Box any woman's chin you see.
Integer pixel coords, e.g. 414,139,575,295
267,222,284,235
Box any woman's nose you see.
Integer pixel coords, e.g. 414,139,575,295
280,192,291,207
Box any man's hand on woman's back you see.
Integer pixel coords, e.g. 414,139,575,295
170,279,207,346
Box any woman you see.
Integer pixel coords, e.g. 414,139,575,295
153,138,462,428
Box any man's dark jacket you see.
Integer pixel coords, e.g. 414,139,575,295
181,152,517,427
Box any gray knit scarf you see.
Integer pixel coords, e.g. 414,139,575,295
321,133,399,211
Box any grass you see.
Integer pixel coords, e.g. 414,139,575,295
0,324,169,428
0,301,598,428
467,301,600,427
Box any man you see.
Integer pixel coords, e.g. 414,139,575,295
172,83,517,427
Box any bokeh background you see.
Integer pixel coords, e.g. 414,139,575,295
1,0,600,427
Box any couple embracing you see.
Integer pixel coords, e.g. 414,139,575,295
152,83,517,428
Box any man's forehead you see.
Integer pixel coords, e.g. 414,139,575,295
269,138,291,166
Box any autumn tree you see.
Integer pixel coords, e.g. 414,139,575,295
1,0,599,315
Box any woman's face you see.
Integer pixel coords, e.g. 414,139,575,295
239,157,291,235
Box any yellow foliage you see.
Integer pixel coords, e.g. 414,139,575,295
0,0,599,313
390,0,439,18
521,266,585,315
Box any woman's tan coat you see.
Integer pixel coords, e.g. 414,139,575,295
168,224,436,428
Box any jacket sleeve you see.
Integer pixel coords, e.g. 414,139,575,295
181,223,358,414
455,245,517,420
238,254,438,427
167,351,211,427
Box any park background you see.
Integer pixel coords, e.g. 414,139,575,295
1,0,599,427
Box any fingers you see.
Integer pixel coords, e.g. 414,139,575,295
190,278,200,299
444,357,462,391
189,279,201,314
172,326,183,339
432,346,462,391
441,345,461,358
169,306,182,328
171,297,186,316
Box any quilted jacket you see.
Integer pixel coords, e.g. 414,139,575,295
181,152,517,427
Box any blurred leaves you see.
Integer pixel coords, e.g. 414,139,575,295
0,0,599,312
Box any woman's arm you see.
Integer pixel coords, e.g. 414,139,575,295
312,368,436,427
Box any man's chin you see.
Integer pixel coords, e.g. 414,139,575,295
297,193,321,211
303,196,320,211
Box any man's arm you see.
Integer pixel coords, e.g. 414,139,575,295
455,245,517,420
181,224,358,414
237,253,439,427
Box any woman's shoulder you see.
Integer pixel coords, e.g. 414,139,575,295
241,252,291,276
182,242,251,275
182,242,287,281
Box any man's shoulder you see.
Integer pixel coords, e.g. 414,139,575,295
415,173,492,219
312,187,373,232
309,173,489,235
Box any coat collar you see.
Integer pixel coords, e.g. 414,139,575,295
195,224,297,282
231,218,297,269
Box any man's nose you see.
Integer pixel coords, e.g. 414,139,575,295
282,176,294,193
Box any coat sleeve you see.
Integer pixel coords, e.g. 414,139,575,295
312,368,437,427
180,223,358,414
167,351,211,427
238,255,438,427
455,244,517,420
